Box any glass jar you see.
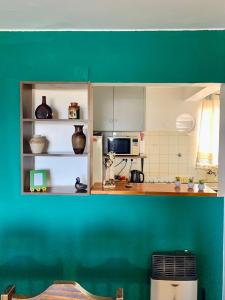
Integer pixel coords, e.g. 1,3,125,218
68,102,80,119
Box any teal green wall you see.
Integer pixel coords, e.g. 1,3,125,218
0,31,224,300
0,31,225,83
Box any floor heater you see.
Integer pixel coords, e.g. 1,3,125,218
150,251,197,300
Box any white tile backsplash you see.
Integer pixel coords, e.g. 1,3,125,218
150,144,159,154
169,136,178,145
159,145,169,155
143,130,218,183
159,136,169,145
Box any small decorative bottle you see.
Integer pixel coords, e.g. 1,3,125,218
140,132,145,156
35,96,53,119
68,102,80,119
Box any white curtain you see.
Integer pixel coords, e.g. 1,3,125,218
196,95,220,168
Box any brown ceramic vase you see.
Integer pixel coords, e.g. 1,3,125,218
72,125,86,154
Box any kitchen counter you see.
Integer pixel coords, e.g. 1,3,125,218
91,182,217,196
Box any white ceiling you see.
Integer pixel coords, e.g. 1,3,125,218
0,0,225,30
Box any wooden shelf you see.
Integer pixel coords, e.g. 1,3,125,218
23,186,89,195
23,118,88,123
23,152,88,157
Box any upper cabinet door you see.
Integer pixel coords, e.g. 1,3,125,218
93,87,114,131
114,87,145,131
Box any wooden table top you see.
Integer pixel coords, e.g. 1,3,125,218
91,182,217,196
2,282,123,300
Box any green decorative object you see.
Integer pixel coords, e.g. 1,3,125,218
198,179,205,191
188,177,194,189
30,170,47,192
175,176,181,188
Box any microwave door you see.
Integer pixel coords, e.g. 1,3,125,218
108,138,131,155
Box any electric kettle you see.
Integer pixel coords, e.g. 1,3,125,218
130,170,145,183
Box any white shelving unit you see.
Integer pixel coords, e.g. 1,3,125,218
21,82,92,195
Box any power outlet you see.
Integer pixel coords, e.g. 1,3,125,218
132,159,137,165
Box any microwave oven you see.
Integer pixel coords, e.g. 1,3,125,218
107,136,140,155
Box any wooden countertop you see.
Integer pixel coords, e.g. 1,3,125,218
91,182,217,196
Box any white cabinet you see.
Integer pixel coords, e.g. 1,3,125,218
92,136,103,183
93,86,145,131
93,87,114,131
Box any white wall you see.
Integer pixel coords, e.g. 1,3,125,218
145,87,201,132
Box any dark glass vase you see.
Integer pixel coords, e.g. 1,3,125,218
72,125,86,154
35,96,53,119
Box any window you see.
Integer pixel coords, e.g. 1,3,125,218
196,95,220,168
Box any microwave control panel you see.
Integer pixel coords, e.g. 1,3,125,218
131,138,140,155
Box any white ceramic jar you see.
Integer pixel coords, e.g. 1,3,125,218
188,182,194,189
175,181,181,188
29,135,47,154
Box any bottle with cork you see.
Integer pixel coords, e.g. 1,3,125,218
35,96,53,119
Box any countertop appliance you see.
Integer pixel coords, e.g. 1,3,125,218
130,170,144,183
107,136,140,156
151,251,197,300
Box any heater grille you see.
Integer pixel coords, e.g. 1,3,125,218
151,251,197,280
